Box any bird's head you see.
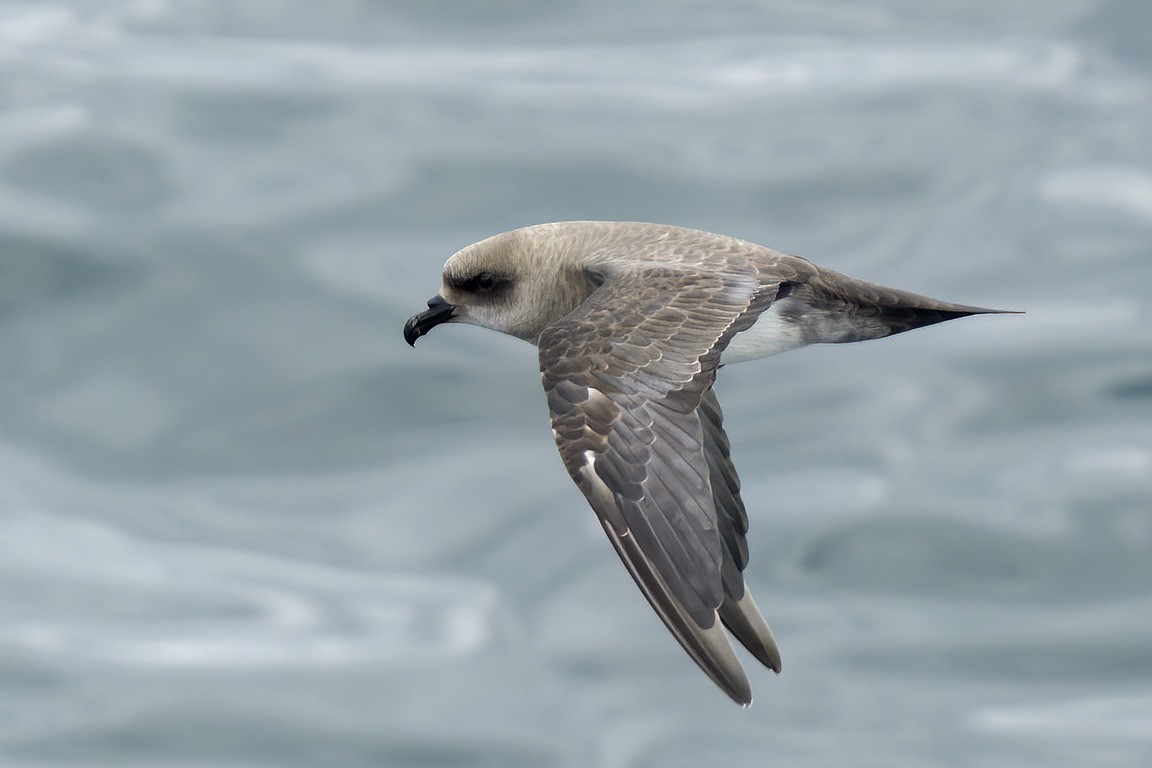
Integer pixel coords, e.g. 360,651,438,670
404,224,603,346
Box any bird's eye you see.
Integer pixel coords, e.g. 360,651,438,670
453,272,505,293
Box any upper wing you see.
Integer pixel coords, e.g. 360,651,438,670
539,261,781,703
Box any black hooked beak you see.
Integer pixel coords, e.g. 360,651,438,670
403,296,457,346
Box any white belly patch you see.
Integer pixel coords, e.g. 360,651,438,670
721,299,807,364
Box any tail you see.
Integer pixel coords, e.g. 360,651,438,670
786,270,1022,344
852,293,1019,339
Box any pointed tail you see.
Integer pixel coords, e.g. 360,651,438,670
792,270,1022,344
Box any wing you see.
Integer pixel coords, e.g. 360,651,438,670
700,388,782,674
539,262,781,704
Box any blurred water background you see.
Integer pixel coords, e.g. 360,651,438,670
2,1,1151,766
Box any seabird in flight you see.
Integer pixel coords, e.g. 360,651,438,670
403,221,1013,705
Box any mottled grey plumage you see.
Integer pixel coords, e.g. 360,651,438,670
403,221,1012,705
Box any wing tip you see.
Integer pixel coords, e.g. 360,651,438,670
595,515,758,706
720,589,783,674
717,662,754,707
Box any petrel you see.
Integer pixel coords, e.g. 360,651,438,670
403,221,1011,705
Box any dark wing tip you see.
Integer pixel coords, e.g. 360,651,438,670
719,591,782,674
598,518,754,705
874,302,1022,337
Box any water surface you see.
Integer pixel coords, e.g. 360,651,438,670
2,1,1151,766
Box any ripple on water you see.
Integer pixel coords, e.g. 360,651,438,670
0,510,500,669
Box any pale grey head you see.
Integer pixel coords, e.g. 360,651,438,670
406,222,664,346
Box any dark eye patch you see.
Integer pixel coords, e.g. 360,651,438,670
456,272,506,293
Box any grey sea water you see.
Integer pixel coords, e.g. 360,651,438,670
2,1,1151,766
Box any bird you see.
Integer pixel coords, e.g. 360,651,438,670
403,221,1013,705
